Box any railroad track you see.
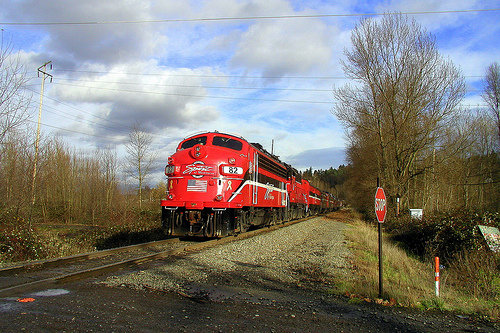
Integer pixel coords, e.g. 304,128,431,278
0,216,313,297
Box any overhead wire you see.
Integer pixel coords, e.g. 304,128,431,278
53,69,485,80
50,82,335,104
25,88,172,141
25,119,111,139
53,77,483,93
25,87,133,136
54,69,345,80
29,79,485,106
56,77,335,92
24,89,490,142
26,87,124,127
0,8,498,26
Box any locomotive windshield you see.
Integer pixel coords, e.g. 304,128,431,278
180,136,207,150
212,136,243,151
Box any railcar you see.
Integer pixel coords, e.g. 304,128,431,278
286,172,309,219
308,185,322,215
160,131,340,238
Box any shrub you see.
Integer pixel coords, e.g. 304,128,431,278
0,222,52,262
447,250,499,300
385,209,499,263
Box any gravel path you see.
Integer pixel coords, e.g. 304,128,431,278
104,216,353,301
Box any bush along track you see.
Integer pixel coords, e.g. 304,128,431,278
340,208,499,321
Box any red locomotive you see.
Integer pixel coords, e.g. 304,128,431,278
161,131,340,237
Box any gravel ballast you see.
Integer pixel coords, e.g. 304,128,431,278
104,216,353,300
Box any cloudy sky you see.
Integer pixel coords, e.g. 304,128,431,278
1,0,498,182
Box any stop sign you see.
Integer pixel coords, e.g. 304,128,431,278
375,187,387,223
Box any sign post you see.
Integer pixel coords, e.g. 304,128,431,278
375,184,387,298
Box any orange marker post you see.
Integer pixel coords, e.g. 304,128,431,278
434,257,440,297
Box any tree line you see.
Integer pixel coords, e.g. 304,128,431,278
301,165,347,199
333,14,499,217
0,40,161,226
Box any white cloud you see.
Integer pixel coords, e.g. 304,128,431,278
231,19,334,77
51,61,221,139
374,0,482,30
2,0,169,65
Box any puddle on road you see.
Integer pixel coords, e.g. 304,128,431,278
0,302,19,312
0,289,70,313
32,289,70,297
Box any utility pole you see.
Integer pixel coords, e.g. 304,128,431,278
30,61,52,228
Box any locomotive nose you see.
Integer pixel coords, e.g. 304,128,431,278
189,144,207,159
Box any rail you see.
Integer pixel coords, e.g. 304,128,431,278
0,216,315,297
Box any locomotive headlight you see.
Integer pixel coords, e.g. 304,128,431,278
228,158,236,164
220,165,243,176
165,165,176,175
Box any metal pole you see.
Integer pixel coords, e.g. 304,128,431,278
30,61,52,228
377,177,383,298
378,218,383,298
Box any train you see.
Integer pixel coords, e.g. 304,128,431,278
160,131,342,237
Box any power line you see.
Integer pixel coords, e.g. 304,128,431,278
53,69,484,80
1,9,498,26
54,69,345,80
25,86,174,141
43,82,487,106
26,119,111,139
56,77,334,92
26,87,125,128
52,82,335,104
34,82,492,110
50,77,483,93
25,88,176,140
26,87,142,136
41,104,126,133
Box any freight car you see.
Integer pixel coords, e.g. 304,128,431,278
160,131,340,237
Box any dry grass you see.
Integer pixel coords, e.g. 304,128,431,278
331,208,499,320
342,211,434,305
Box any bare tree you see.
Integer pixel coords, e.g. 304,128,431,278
98,147,118,211
334,13,465,211
482,62,500,147
125,124,156,210
0,40,32,144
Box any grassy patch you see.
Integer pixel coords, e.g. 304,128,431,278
0,208,164,265
332,208,499,320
